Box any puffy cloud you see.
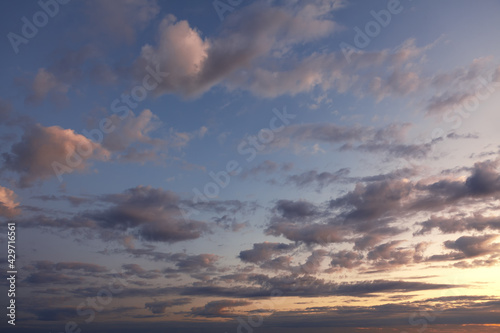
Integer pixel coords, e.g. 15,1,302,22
87,186,209,243
239,242,297,263
266,222,344,245
262,156,500,250
2,123,109,187
330,179,413,222
0,186,20,217
444,235,500,258
135,14,210,96
329,250,364,270
412,160,500,210
273,199,320,221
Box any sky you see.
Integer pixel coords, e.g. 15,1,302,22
1,0,500,332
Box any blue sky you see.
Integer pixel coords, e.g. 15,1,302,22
1,1,500,332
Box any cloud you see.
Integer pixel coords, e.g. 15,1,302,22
21,46,111,104
329,179,412,222
226,38,431,99
2,123,110,187
190,300,251,318
98,109,173,163
212,215,248,232
425,57,500,116
23,261,109,285
85,0,159,44
239,242,297,263
443,235,500,258
297,249,330,274
0,186,20,217
285,168,350,189
265,222,344,244
134,1,340,97
145,298,192,314
86,186,209,243
32,194,92,207
169,254,219,273
259,255,293,271
412,160,500,210
102,109,163,152
122,264,161,279
25,68,69,105
272,199,321,221
416,214,500,235
179,275,460,298
53,262,108,273
264,122,432,159
19,187,257,247
329,250,364,270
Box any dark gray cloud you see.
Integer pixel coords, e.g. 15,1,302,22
190,300,251,318
145,298,192,314
285,168,350,190
444,235,499,258
412,160,500,210
84,186,209,243
239,242,297,263
330,179,412,222
272,199,320,221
